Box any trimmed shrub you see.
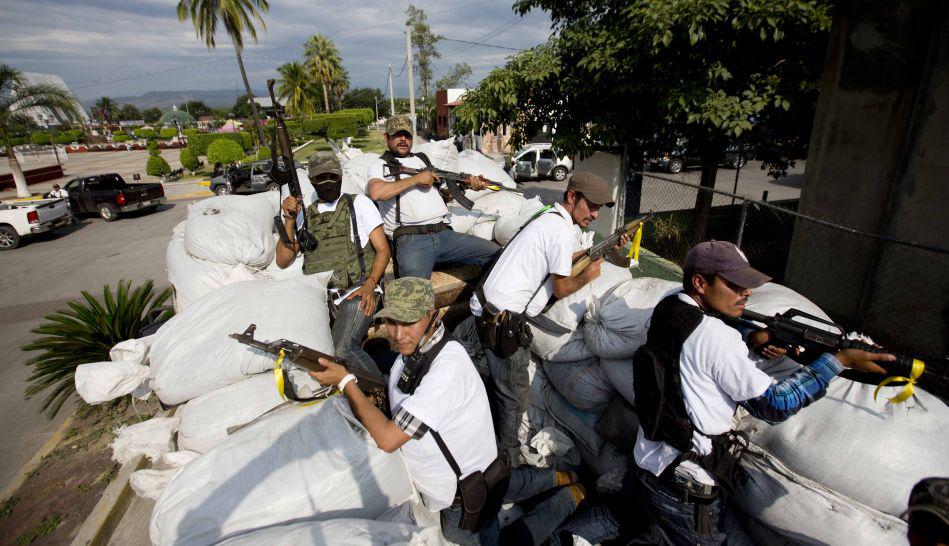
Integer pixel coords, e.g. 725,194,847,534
160,127,178,140
179,146,200,171
256,146,271,160
338,108,374,127
146,140,160,156
55,133,75,145
301,117,328,136
134,128,158,140
206,139,245,165
146,155,171,176
187,132,252,156
238,130,253,150
113,134,131,143
30,132,51,145
183,128,200,137
326,115,359,140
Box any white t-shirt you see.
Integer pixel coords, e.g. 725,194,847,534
388,339,497,511
471,203,575,317
633,292,772,484
49,188,69,198
367,155,448,236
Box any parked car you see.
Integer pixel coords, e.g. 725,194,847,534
509,143,573,182
209,160,280,196
0,197,72,250
647,144,747,174
63,173,166,221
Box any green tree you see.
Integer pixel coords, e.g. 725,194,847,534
210,107,230,120
330,66,350,111
1,65,82,197
232,94,253,118
94,96,119,123
142,107,163,123
117,103,142,121
206,138,245,165
406,5,441,99
180,146,200,171
303,33,343,113
177,0,269,146
22,280,172,418
435,62,473,90
146,154,172,176
276,61,317,117
184,100,212,118
458,0,832,238
342,87,384,112
146,140,160,156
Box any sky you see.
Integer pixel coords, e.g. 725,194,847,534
0,0,553,103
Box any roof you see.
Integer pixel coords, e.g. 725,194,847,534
446,100,464,107
158,110,196,125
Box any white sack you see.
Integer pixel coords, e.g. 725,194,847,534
150,398,415,546
413,139,458,171
149,274,332,405
75,361,150,404
184,196,277,268
340,151,381,196
543,358,616,413
160,450,201,468
111,417,180,465
599,358,635,406
582,277,680,359
109,335,154,365
526,428,579,470
166,237,257,312
493,196,546,245
471,190,526,218
737,380,949,517
457,149,517,201
176,373,286,454
132,468,182,500
446,204,489,234
469,219,497,241
746,282,831,320
214,518,439,546
531,263,632,362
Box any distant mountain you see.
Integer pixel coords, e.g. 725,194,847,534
80,89,266,110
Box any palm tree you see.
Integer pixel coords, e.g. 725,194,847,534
276,61,316,118
177,0,269,147
303,34,343,113
94,96,119,123
330,66,350,111
1,65,82,198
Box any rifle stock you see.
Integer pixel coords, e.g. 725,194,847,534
570,214,650,277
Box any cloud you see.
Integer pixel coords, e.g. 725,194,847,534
0,0,551,102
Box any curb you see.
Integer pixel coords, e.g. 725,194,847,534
0,414,75,503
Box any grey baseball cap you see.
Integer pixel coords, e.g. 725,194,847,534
567,172,614,207
684,240,771,289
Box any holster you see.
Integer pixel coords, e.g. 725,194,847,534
476,307,532,359
456,457,510,531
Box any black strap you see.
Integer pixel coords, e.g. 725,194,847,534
430,429,463,477
380,151,434,227
280,368,323,403
343,194,367,282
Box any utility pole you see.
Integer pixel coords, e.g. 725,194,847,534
387,65,395,116
405,30,416,134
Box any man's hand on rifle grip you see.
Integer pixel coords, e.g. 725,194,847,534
747,330,794,359
465,175,488,191
282,195,303,218
309,357,348,387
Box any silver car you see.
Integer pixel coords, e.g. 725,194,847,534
509,144,573,182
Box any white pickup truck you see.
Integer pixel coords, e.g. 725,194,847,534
0,198,73,250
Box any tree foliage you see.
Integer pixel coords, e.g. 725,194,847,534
406,5,441,98
94,96,118,122
342,87,384,111
232,94,254,118
179,145,200,171
142,107,163,123
206,138,246,164
277,61,317,117
146,154,171,175
184,100,212,118
303,34,344,113
117,103,142,121
435,63,473,90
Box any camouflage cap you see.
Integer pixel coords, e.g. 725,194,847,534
385,114,414,136
307,152,342,180
374,277,434,323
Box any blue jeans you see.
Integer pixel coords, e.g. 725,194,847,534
394,228,500,279
635,466,727,545
485,345,531,467
329,294,382,380
440,467,579,546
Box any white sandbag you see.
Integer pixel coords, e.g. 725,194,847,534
75,361,150,404
493,196,546,245
737,379,949,517
470,190,526,218
184,196,277,268
149,274,332,405
111,417,180,465
109,335,155,365
340,151,381,195
413,139,458,171
733,443,908,546
166,237,258,312
543,358,616,413
176,374,286,454
582,277,680,359
150,398,415,546
457,149,517,201
446,203,489,234
518,358,580,469
526,428,579,470
530,263,632,362
255,251,305,281
469,219,497,241
132,468,183,501
746,281,831,321
214,518,438,546
160,450,200,468
599,358,635,406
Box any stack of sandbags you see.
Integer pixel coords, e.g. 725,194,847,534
414,138,459,171
150,397,416,546
581,278,680,359
733,379,949,545
457,149,517,201
213,518,442,546
493,196,547,245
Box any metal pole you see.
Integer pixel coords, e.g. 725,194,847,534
406,30,416,132
731,147,742,205
736,200,750,248
387,65,395,116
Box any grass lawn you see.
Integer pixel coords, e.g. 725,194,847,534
292,129,387,161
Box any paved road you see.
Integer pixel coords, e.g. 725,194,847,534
0,185,207,492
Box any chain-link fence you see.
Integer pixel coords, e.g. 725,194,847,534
631,165,948,397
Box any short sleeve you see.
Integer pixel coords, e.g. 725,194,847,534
367,159,386,182
398,355,465,433
705,323,772,401
547,224,575,277
353,194,383,238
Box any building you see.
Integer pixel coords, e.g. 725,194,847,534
20,72,90,126
252,96,276,118
434,88,466,138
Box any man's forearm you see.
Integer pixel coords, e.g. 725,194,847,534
739,353,843,424
274,218,299,268
368,177,420,201
552,274,591,299
367,248,389,285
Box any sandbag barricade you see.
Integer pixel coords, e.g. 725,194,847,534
213,518,443,546
582,278,680,359
184,195,279,269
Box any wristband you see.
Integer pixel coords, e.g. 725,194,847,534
337,373,357,392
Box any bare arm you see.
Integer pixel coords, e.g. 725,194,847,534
367,170,437,201
344,225,391,315
275,196,302,268
551,257,603,298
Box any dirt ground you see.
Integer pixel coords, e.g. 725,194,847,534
0,398,159,545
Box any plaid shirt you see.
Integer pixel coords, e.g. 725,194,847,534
739,352,844,423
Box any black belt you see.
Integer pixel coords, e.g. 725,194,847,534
392,222,450,239
642,467,719,505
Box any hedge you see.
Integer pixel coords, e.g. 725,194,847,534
187,131,252,156
338,108,374,127
326,116,359,139
179,146,200,171
206,139,246,165
146,155,171,176
134,128,158,140
30,132,51,145
146,140,160,156
113,134,131,143
159,127,178,139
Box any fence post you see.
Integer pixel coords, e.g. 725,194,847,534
735,200,750,249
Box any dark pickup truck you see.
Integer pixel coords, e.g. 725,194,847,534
63,173,166,221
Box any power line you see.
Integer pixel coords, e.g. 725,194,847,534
440,38,522,52
441,15,524,56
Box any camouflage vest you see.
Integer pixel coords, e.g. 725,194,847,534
303,194,375,290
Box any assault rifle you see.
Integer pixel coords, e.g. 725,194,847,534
387,164,524,211
738,308,925,387
266,79,317,251
570,214,651,276
230,324,388,407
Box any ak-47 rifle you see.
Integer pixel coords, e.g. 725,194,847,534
387,164,524,211
231,324,388,408
570,214,651,277
266,79,317,252
737,308,925,393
